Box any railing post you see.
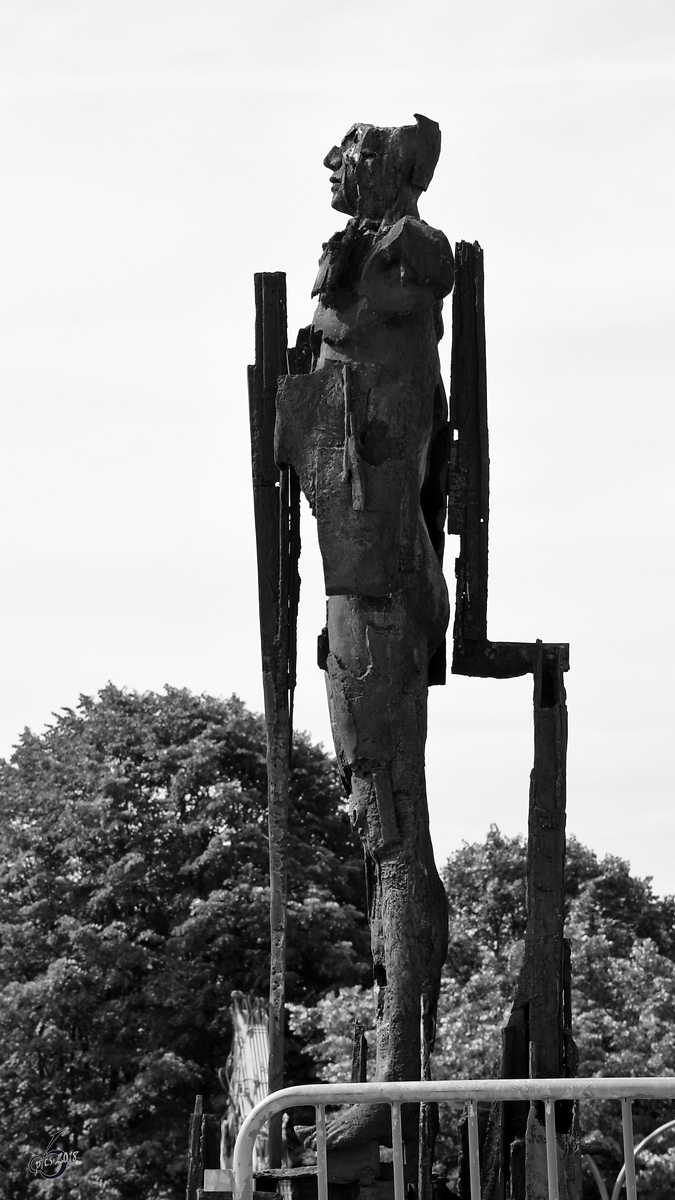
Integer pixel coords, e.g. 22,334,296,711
467,1098,481,1200
621,1099,638,1200
315,1104,328,1200
391,1102,405,1200
544,1099,560,1200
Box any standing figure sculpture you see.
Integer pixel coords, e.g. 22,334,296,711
275,115,453,1149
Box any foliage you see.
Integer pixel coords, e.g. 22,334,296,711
4,693,672,1200
0,685,369,1200
288,986,375,1084
293,828,675,1195
438,828,675,1195
634,1144,675,1200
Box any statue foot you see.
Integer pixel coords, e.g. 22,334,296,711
301,1102,417,1150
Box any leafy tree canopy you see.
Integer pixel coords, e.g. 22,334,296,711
0,685,369,1200
439,829,675,1196
4,692,673,1200
295,828,675,1198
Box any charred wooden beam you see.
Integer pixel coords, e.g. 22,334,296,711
526,643,568,1085
186,1094,203,1200
351,1019,368,1084
448,241,568,680
503,644,571,1089
449,246,579,1196
448,240,489,650
248,271,301,1167
480,646,578,1199
453,638,569,679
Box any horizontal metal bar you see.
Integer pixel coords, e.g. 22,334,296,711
232,1077,675,1200
237,1077,675,1118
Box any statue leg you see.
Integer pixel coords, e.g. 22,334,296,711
317,581,448,1148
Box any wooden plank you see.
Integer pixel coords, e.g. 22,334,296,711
482,645,574,1197
447,242,576,1196
527,643,568,1081
186,1094,203,1200
201,1114,222,1172
351,1018,368,1083
453,638,569,680
448,240,489,648
248,272,298,1167
448,242,569,681
254,1167,318,1178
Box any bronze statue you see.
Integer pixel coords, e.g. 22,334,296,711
275,115,453,1149
248,114,577,1196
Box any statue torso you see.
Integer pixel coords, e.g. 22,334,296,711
275,215,454,599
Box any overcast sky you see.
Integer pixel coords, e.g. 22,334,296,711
0,0,673,890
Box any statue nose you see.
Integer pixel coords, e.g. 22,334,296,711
323,146,341,170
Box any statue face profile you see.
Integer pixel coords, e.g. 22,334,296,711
323,125,368,216
323,116,441,223
323,122,415,221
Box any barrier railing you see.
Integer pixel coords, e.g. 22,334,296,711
231,1078,675,1200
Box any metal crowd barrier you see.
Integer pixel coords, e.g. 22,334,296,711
231,1078,675,1200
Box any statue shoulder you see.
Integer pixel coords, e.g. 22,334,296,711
366,217,454,298
310,215,453,318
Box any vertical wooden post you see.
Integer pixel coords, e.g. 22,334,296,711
248,272,299,1167
186,1095,203,1200
448,244,577,1196
351,1019,368,1084
482,646,575,1199
448,240,490,656
526,642,568,1084
200,1114,223,1173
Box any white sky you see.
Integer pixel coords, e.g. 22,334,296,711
0,1,673,889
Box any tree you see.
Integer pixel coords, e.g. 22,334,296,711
0,685,370,1200
437,828,675,1196
292,829,675,1197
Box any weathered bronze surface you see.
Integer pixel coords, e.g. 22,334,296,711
248,117,579,1196
276,116,452,1150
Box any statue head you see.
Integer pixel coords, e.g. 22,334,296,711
323,114,441,223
